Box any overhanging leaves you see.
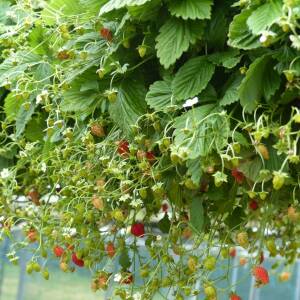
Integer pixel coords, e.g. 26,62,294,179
247,0,282,35
172,56,215,101
168,0,212,20
239,55,281,112
100,0,151,15
145,80,175,111
174,105,229,159
190,197,204,233
109,78,147,134
156,18,203,69
228,9,260,50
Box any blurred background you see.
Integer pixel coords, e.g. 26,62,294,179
0,230,298,300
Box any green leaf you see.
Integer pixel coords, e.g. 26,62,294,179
34,63,54,85
157,213,171,233
225,207,245,229
219,73,243,106
109,79,147,134
60,70,101,113
166,177,183,207
174,105,229,158
238,157,263,182
4,94,23,122
42,0,101,24
100,0,151,15
0,52,41,83
199,84,217,102
16,103,36,137
228,9,260,50
207,49,241,69
0,1,11,23
187,159,202,185
119,249,131,270
233,131,249,147
61,90,99,112
247,0,282,35
28,26,50,55
156,18,203,69
128,0,160,21
25,116,46,142
172,56,215,101
205,5,228,50
265,142,288,172
190,197,204,233
0,157,12,171
168,0,212,20
239,55,281,112
145,80,175,111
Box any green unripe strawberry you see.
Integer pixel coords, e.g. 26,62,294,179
203,256,217,271
247,191,257,199
175,294,184,300
204,285,216,298
97,68,105,79
293,113,300,123
140,267,149,278
184,178,198,190
272,172,287,190
26,263,33,274
220,248,229,259
122,39,130,48
106,90,118,103
137,45,147,58
187,256,198,272
139,188,147,199
161,277,172,287
112,209,125,222
266,239,277,256
170,152,182,164
232,142,241,154
42,269,50,280
213,171,227,187
33,262,41,272
237,231,249,248
259,191,268,200
23,102,31,111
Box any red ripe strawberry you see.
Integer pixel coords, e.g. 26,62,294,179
53,246,64,257
131,223,145,237
259,252,264,264
66,244,74,251
117,140,130,156
229,247,236,258
121,272,133,284
27,189,40,206
231,168,245,184
230,293,242,300
106,242,116,258
162,203,168,212
146,151,155,163
249,200,259,211
100,28,112,41
27,229,38,243
253,265,269,285
72,253,84,267
98,274,108,289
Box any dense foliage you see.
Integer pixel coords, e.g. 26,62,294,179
0,0,300,299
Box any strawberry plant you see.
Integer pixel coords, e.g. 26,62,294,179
0,0,300,299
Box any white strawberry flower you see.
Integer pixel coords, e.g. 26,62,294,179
0,168,11,179
114,273,122,282
183,97,199,108
133,292,142,300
